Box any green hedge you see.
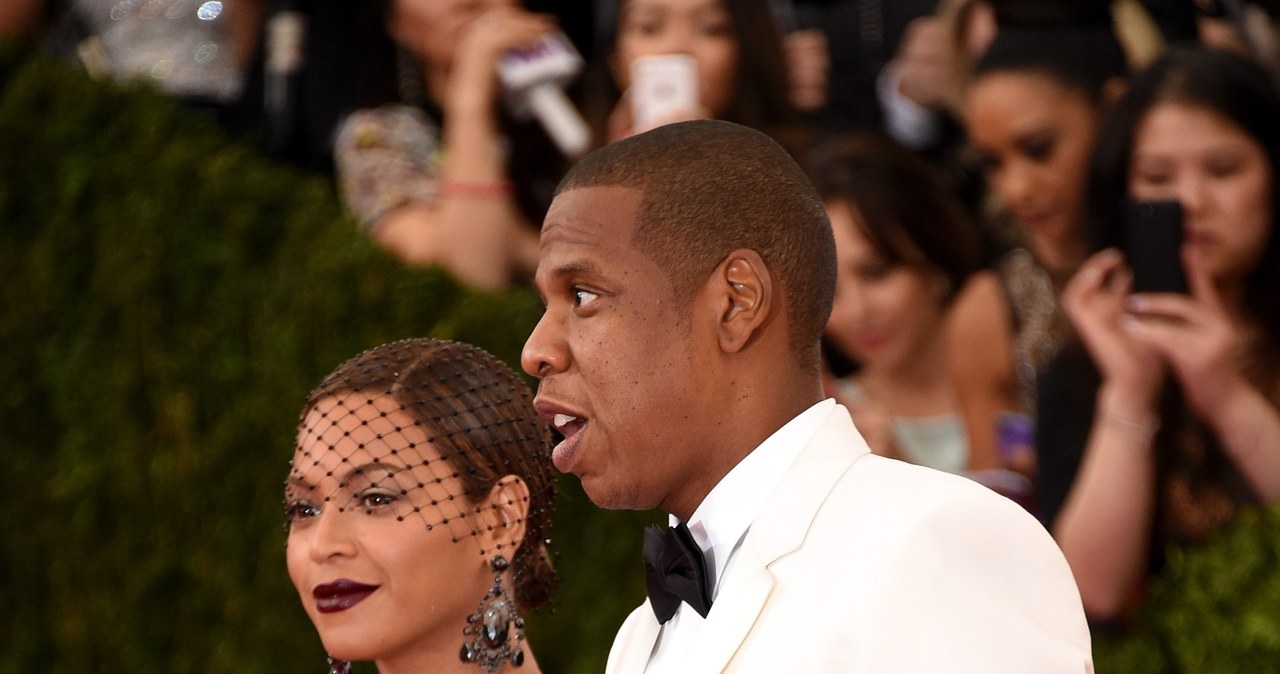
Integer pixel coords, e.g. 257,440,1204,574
0,42,658,674
1094,503,1280,673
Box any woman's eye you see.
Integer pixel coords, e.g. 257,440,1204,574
1022,136,1055,162
1206,157,1242,178
285,500,319,522
976,151,1001,174
621,15,662,37
573,288,599,307
697,15,734,37
359,491,399,510
1134,172,1171,187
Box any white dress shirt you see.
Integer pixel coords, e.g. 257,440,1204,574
645,399,837,673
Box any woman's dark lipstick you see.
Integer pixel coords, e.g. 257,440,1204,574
313,580,379,614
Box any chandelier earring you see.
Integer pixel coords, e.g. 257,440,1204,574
460,555,526,672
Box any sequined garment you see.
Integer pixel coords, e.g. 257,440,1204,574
67,0,244,102
333,105,444,231
997,247,1071,414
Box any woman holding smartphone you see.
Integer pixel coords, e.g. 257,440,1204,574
580,0,796,145
1044,47,1280,624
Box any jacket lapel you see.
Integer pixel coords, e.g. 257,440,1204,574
606,601,663,674
686,406,867,672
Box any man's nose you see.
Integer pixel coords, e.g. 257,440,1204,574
522,311,567,379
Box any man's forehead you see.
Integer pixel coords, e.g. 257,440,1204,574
543,185,643,237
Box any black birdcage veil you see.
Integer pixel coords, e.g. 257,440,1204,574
284,338,557,614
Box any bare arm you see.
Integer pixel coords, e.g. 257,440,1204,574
1052,250,1166,619
944,271,1016,472
373,8,552,289
1121,251,1280,501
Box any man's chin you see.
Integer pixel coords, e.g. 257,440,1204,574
580,477,639,510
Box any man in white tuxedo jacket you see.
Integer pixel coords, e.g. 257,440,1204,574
522,119,1093,673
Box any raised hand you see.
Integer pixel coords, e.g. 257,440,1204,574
1061,248,1166,416
1121,248,1250,427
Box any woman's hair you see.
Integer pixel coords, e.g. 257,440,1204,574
972,0,1128,105
805,133,983,298
581,0,797,144
1087,46,1280,344
298,338,557,612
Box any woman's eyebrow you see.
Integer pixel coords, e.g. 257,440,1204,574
343,461,409,482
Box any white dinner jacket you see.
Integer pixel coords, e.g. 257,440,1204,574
606,405,1093,673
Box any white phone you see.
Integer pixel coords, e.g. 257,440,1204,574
629,54,700,132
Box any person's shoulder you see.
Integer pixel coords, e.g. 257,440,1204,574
946,269,1010,338
818,455,1047,546
334,104,439,152
853,454,1018,501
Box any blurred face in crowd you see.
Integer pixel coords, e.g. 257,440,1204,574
390,0,517,68
1128,102,1273,288
965,72,1100,252
286,393,491,667
613,0,740,118
824,199,947,374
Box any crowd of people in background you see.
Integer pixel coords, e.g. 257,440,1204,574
6,0,1280,640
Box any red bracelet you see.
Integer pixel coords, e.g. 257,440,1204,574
440,180,514,199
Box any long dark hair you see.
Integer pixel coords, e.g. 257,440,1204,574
1087,46,1280,346
806,133,982,297
972,0,1127,104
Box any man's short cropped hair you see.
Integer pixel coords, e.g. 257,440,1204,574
555,120,836,371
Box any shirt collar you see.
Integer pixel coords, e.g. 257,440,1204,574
673,398,836,590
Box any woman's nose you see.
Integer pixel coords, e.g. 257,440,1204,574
308,505,357,563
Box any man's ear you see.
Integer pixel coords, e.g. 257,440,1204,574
478,476,530,557
712,249,773,354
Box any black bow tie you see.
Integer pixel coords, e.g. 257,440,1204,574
643,523,713,623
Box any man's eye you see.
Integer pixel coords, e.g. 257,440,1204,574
573,288,599,307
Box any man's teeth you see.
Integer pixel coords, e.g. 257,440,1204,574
553,413,578,428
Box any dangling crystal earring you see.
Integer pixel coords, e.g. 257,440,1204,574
460,555,526,672
326,656,351,674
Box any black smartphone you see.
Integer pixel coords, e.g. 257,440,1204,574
1123,198,1188,294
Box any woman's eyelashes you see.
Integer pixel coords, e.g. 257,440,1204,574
284,498,319,525
358,489,402,512
1206,153,1244,179
1018,132,1056,163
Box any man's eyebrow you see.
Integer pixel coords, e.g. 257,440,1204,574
551,259,604,281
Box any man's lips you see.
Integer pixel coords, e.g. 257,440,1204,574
313,579,379,614
535,399,589,473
